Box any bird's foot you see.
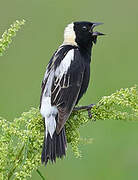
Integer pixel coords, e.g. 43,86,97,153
73,104,95,119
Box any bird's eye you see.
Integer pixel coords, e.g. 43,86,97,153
82,26,87,31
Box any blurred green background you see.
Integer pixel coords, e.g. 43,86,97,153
0,0,138,179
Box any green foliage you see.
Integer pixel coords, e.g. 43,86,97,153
0,110,43,179
66,86,138,157
0,18,138,180
0,20,25,56
0,86,137,179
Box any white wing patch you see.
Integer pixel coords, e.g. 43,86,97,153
42,46,63,83
55,49,74,77
52,49,74,104
40,49,74,138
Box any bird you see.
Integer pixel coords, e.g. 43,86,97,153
40,21,104,165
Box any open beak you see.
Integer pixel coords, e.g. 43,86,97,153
90,22,105,44
92,31,105,36
92,22,104,29
90,22,105,36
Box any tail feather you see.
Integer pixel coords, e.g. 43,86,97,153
41,127,67,165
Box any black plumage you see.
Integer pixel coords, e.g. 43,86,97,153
40,21,104,165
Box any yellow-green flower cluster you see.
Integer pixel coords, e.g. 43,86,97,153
92,86,138,121
0,20,25,56
0,86,137,179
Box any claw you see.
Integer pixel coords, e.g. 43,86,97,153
87,104,94,119
88,109,92,118
73,103,95,120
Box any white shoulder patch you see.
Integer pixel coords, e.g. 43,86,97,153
42,46,63,83
55,49,74,77
63,23,78,46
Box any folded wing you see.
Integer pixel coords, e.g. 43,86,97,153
51,47,85,134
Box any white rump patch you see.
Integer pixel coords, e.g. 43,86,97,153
63,23,78,46
40,69,58,138
40,96,58,138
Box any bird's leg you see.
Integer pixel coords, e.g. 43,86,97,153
73,104,95,119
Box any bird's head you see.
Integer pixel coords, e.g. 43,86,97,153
63,21,104,49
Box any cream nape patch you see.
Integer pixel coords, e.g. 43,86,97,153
63,23,78,46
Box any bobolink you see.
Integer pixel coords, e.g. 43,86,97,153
40,21,104,165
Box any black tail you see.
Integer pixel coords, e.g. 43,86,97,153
41,127,67,165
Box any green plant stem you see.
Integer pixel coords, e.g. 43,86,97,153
8,143,25,180
36,169,46,180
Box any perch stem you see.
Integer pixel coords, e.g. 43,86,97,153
36,169,46,180
8,143,25,179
